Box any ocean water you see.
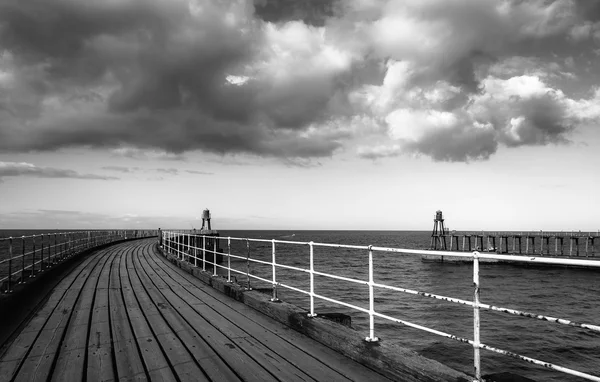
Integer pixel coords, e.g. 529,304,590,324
218,230,600,382
2,229,599,381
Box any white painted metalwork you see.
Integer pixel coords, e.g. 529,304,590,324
365,245,378,342
1,230,156,292
160,231,600,382
473,252,481,380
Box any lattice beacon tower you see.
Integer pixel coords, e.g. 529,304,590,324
430,210,448,250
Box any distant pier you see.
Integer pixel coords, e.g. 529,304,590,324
427,211,600,264
431,231,599,257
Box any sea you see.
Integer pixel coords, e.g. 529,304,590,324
1,229,599,381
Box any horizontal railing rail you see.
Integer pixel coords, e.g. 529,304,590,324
160,230,600,382
1,230,156,293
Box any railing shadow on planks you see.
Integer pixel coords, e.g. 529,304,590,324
161,229,600,382
0,230,156,294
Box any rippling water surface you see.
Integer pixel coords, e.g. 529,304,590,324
1,229,599,381
219,230,600,382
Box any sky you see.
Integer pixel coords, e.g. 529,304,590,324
0,0,599,231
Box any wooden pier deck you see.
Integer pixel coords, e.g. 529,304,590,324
0,239,393,382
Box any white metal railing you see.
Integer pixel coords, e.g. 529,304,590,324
160,230,600,382
1,230,156,293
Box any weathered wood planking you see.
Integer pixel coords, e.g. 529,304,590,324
138,246,359,382
131,249,275,382
2,250,111,382
51,248,118,382
2,238,442,381
0,252,100,379
143,247,376,382
108,245,147,381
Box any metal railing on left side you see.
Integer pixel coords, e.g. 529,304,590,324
0,230,156,293
160,230,600,382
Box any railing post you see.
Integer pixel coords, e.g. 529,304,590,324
308,242,316,317
6,237,13,293
193,234,198,267
213,237,217,276
271,239,279,302
365,245,379,342
41,234,45,270
186,233,190,262
246,239,251,290
20,236,25,283
202,236,206,271
227,237,232,283
473,251,482,381
31,236,36,278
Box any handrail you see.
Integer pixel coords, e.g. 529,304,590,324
160,230,600,382
1,230,157,293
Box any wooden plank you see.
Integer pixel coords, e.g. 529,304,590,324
125,249,207,381
146,243,393,382
132,251,278,382
130,256,240,381
0,360,20,382
13,249,117,382
108,248,147,381
51,250,111,382
118,249,173,378
141,253,320,382
87,288,115,382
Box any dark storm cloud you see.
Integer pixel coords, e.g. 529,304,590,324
0,0,598,163
0,0,354,159
405,127,498,162
253,0,336,26
0,162,118,180
574,0,600,21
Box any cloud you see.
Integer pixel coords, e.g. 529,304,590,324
101,165,140,173
0,161,119,180
101,165,215,177
155,168,179,175
110,148,187,161
0,0,599,163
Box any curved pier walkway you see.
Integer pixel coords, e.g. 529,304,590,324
0,239,392,382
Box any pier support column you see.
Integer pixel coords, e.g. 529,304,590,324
499,236,505,254
525,236,535,255
450,235,459,251
476,235,483,251
542,236,550,255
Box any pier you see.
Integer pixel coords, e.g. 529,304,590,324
431,231,600,256
0,235,469,382
1,228,599,381
427,211,600,263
